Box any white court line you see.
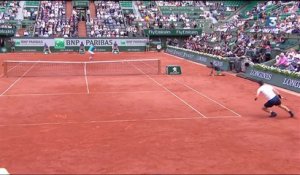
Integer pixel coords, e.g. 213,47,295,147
83,63,90,94
0,115,240,127
0,168,9,175
206,116,241,119
169,77,241,117
0,90,167,97
0,117,196,127
128,61,207,118
0,62,38,96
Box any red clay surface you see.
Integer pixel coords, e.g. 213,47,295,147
0,52,299,174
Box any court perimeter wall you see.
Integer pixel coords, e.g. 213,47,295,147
165,45,230,71
244,66,300,93
11,37,148,52
165,45,300,93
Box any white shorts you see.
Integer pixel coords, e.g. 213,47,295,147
88,50,95,55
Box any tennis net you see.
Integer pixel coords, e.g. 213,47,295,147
2,59,161,77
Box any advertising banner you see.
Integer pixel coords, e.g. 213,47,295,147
245,66,300,93
144,29,202,36
12,38,148,47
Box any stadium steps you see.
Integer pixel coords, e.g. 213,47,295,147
89,0,96,19
78,21,87,37
66,0,73,19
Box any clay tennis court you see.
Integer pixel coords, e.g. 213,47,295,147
0,52,299,174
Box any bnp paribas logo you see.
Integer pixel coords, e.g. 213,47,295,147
15,39,20,46
54,38,65,49
120,40,126,46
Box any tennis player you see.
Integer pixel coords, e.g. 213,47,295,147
88,44,95,60
209,62,224,76
254,80,294,118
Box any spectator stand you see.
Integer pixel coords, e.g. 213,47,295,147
207,1,246,21
34,1,79,38
155,1,206,30
87,1,141,38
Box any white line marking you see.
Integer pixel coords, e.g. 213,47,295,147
85,75,90,94
0,117,196,127
206,116,241,118
169,77,241,117
0,90,167,97
83,63,90,94
0,62,37,96
128,62,207,118
0,168,9,175
0,115,241,127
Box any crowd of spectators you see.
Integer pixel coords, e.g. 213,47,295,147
87,1,141,37
0,1,20,21
215,1,299,34
136,1,206,30
182,0,299,72
34,1,78,37
183,31,285,63
23,7,38,21
206,1,243,21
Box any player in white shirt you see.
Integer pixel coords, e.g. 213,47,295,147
255,80,294,118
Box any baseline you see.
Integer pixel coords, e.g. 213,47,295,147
0,116,240,127
0,90,167,97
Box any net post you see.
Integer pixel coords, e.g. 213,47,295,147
2,61,7,77
158,59,161,74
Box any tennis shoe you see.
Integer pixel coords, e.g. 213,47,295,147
289,111,294,118
270,111,277,117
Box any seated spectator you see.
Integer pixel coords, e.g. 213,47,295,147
274,53,289,69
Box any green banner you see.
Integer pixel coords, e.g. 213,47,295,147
144,29,202,36
0,28,16,36
54,38,65,49
73,1,89,7
166,65,182,75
